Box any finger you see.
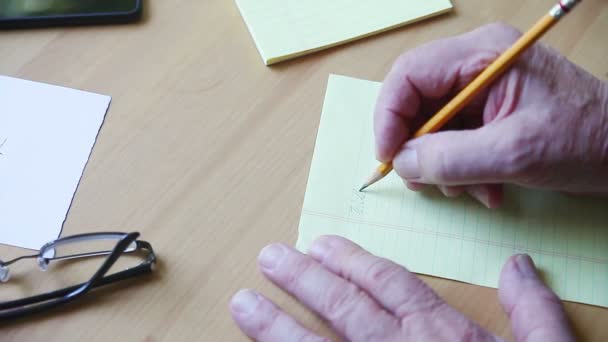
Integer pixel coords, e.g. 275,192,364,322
307,236,498,340
410,182,502,208
405,180,426,191
466,184,503,209
499,255,575,342
374,23,522,162
257,244,400,340
438,185,465,198
412,183,502,208
392,114,526,186
307,235,446,319
230,289,328,342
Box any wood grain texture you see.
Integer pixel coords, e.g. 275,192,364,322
0,0,607,340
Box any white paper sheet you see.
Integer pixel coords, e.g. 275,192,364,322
0,76,111,250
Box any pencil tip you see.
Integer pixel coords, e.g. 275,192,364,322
359,185,368,192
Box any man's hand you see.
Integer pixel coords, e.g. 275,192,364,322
374,23,608,208
230,236,574,341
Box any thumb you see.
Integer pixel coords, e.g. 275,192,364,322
392,115,524,186
499,254,574,342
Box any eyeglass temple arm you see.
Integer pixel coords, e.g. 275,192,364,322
2,233,142,266
0,239,155,315
0,257,154,311
1,254,39,267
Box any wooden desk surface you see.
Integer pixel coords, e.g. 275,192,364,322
1,0,607,340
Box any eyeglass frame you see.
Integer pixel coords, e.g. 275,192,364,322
0,231,156,321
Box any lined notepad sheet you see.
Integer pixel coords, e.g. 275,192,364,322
297,75,608,308
235,0,453,65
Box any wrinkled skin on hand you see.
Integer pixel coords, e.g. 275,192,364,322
230,236,573,341
229,23,598,341
374,23,608,208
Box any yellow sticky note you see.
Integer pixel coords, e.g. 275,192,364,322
297,74,608,308
235,0,453,65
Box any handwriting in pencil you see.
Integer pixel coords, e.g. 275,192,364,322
0,138,6,156
349,188,366,216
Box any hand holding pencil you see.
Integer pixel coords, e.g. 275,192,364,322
366,0,608,207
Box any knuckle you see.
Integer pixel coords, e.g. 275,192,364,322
508,288,564,323
394,50,411,68
527,283,563,307
421,147,453,184
392,50,418,78
482,22,522,42
499,130,545,182
253,302,281,336
282,256,315,290
322,282,364,323
365,258,404,292
460,53,498,77
395,278,443,318
416,134,461,185
339,248,366,282
466,23,522,54
434,150,453,184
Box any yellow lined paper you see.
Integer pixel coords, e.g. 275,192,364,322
235,0,453,65
297,75,608,307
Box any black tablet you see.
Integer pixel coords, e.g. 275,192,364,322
0,0,143,29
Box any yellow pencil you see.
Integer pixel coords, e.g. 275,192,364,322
360,0,581,192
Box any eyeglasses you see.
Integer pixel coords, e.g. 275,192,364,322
0,232,156,321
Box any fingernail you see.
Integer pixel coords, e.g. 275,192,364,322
467,186,490,208
445,186,463,198
231,289,260,316
308,237,332,260
405,180,425,191
515,254,539,279
259,244,285,270
397,148,420,180
439,185,453,197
